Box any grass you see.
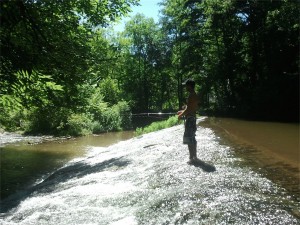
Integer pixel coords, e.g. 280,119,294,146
134,116,182,136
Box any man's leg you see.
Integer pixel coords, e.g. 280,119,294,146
188,142,197,160
185,117,197,160
188,144,193,159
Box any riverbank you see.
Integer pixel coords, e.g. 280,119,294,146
0,132,58,147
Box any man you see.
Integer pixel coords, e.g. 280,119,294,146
177,78,199,163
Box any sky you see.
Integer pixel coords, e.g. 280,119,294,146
113,0,162,32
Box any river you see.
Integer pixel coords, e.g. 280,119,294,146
0,118,299,224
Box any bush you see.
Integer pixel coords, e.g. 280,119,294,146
90,100,132,133
100,107,122,132
87,88,132,133
0,108,27,132
135,116,181,136
26,107,93,136
1,84,133,136
92,121,104,134
113,101,132,129
26,106,71,135
64,113,93,136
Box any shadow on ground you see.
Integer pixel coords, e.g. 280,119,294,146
189,158,216,172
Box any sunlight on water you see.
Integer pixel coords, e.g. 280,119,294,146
1,122,299,224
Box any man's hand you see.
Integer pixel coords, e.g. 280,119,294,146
177,110,184,119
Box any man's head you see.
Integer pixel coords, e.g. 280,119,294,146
182,78,195,91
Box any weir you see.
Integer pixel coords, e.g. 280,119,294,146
0,119,299,224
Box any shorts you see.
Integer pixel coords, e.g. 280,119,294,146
183,116,197,145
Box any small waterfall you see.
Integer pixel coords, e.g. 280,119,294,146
1,124,299,224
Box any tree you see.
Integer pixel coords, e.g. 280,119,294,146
0,0,139,132
159,0,299,121
1,0,139,107
119,13,175,112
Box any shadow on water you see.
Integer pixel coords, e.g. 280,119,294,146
188,158,216,172
0,157,131,214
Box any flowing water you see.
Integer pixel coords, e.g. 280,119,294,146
0,118,299,224
0,132,134,201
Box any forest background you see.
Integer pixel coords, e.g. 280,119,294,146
0,0,299,136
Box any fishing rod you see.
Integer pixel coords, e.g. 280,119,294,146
128,112,178,119
131,112,177,117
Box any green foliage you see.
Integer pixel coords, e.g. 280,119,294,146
159,0,299,121
92,101,132,133
22,98,132,136
126,14,178,111
135,116,181,136
0,70,63,109
86,88,132,134
0,70,63,132
0,0,137,134
113,101,132,130
1,0,299,136
98,77,121,105
64,113,93,136
0,107,27,132
26,106,71,135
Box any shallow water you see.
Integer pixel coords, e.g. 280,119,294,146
0,131,134,200
0,120,299,224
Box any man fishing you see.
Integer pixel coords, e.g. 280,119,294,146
177,78,199,163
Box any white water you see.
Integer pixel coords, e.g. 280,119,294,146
1,122,299,224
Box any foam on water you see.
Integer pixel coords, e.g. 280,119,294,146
1,124,299,224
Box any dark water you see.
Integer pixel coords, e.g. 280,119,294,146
0,131,134,200
0,118,299,224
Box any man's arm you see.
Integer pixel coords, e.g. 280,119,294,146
178,94,198,119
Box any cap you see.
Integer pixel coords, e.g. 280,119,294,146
182,78,195,87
